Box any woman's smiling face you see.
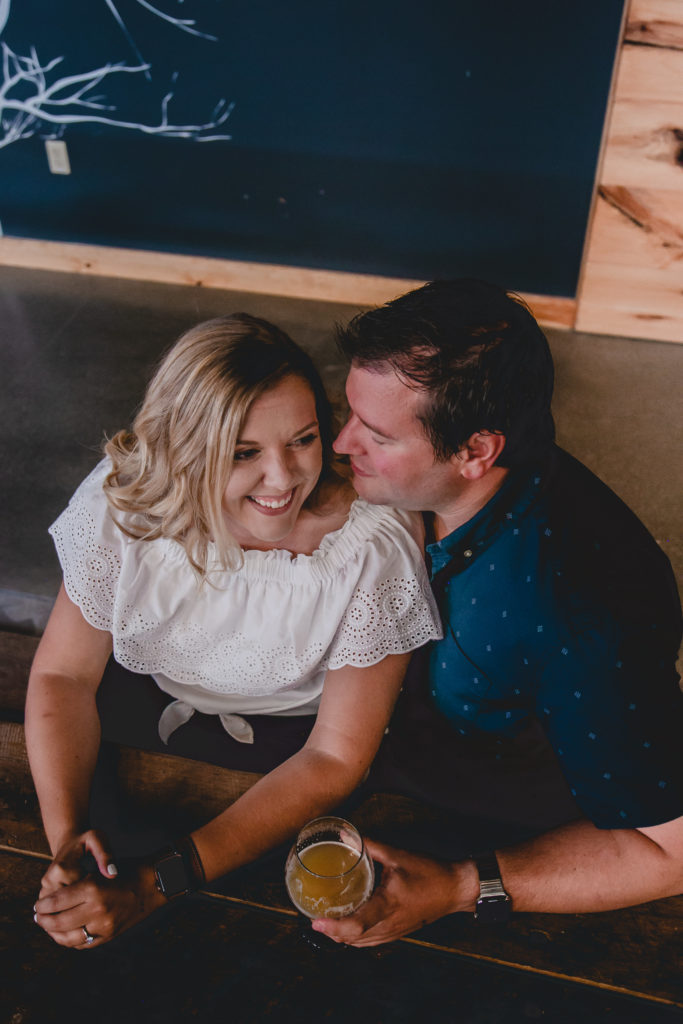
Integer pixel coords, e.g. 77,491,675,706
222,374,323,547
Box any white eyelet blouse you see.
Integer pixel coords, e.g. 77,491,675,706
49,459,443,742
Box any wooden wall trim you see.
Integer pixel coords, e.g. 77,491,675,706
574,0,629,320
0,236,576,329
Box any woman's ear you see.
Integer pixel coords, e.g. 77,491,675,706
456,431,507,480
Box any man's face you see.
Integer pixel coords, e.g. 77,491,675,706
333,365,461,512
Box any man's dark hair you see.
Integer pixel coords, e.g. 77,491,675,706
337,279,556,468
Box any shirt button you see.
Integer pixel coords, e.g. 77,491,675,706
463,549,473,558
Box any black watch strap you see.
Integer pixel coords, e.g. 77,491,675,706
153,836,205,900
474,851,511,923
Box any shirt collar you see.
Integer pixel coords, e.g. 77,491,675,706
426,461,547,578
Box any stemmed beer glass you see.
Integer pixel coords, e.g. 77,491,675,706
285,816,374,927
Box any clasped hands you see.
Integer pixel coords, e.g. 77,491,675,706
311,838,475,947
34,834,473,951
33,829,163,949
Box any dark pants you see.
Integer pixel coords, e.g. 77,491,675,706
96,656,316,773
91,657,319,854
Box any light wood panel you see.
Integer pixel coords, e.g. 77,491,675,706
625,0,683,47
577,0,683,342
602,102,683,189
589,186,683,266
617,45,683,102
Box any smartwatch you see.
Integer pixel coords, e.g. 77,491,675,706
153,837,205,900
474,851,511,923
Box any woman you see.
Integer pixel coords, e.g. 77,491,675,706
26,314,441,949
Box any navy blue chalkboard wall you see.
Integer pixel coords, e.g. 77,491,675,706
2,0,624,297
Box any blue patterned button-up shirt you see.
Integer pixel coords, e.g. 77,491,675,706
425,447,683,829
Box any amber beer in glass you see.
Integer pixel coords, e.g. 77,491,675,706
285,816,374,919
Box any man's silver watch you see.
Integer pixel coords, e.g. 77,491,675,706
474,852,511,923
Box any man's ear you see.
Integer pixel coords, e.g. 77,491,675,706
455,432,506,480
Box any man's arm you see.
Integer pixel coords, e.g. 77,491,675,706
313,814,683,947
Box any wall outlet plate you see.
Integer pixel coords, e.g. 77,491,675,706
45,140,71,175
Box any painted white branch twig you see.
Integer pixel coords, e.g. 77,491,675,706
0,1,231,150
0,44,232,150
104,0,217,79
132,0,217,40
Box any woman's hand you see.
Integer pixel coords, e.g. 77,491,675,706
38,829,119,898
34,856,164,949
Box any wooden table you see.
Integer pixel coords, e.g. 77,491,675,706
2,630,682,1022
2,840,682,1024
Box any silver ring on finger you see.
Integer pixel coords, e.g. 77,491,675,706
82,925,95,945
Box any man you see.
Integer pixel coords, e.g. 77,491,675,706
314,278,683,947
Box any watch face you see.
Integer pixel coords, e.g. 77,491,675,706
156,853,190,897
475,895,510,924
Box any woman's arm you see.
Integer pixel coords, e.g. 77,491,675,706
33,648,410,947
25,583,113,864
193,651,411,880
28,585,170,947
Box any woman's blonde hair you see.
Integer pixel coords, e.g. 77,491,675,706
103,313,340,575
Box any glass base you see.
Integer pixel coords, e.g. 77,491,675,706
294,914,354,953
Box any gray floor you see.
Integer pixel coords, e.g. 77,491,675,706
1,265,681,635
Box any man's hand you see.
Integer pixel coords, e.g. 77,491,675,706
34,855,165,949
311,838,478,948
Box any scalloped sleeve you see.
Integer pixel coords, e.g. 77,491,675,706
323,507,442,669
48,460,126,632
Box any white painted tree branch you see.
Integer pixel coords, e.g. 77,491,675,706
0,0,231,150
104,0,217,82
0,44,232,150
